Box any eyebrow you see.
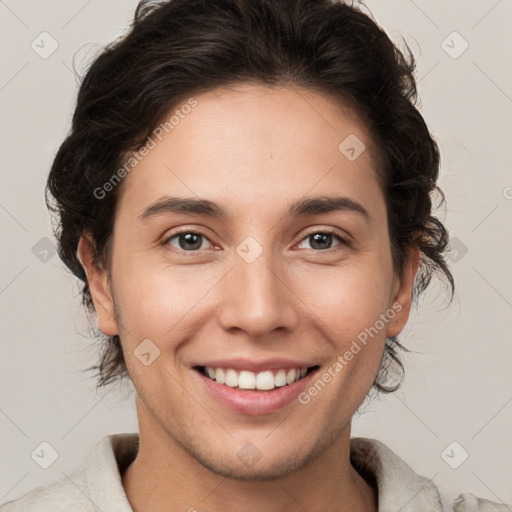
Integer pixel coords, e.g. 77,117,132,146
138,195,370,223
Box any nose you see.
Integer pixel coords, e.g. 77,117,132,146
217,248,300,338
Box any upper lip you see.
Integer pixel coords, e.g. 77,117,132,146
193,358,319,373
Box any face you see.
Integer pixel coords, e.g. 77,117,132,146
80,83,418,480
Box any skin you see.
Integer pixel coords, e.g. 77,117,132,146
78,83,419,512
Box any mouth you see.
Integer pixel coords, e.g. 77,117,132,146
193,365,320,392
192,363,321,415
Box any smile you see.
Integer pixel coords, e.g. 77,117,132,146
196,366,319,391
193,365,321,415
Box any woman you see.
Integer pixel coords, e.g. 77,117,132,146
2,0,509,510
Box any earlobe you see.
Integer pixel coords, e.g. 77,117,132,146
77,235,118,336
386,246,420,338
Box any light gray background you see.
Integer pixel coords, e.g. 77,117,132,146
1,0,511,506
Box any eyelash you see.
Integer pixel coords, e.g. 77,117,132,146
163,228,353,253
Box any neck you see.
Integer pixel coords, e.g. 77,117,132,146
122,397,377,512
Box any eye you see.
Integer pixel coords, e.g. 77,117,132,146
163,228,351,253
165,231,214,251
296,229,351,251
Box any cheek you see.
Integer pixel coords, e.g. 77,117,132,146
293,257,395,338
111,255,219,343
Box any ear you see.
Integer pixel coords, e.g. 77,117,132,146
386,246,420,338
77,235,118,336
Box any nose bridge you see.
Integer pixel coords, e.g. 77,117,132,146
217,238,298,337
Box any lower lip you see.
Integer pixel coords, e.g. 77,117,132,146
193,368,319,416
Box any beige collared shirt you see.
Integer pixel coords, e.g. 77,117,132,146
2,433,510,511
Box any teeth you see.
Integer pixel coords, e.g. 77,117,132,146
215,368,225,384
203,366,310,391
239,371,256,389
274,369,287,387
225,369,238,387
256,370,274,390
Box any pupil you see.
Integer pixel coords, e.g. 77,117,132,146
179,233,202,250
311,233,332,250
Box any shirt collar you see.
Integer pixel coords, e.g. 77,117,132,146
350,436,443,511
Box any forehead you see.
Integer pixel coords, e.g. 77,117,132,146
116,83,384,221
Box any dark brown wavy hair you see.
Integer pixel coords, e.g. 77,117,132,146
46,0,455,393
